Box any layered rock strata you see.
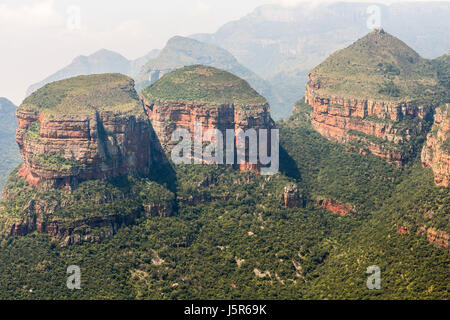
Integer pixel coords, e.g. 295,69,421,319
15,74,154,189
421,104,450,187
305,75,432,164
141,65,275,173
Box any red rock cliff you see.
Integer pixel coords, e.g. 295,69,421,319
421,104,450,187
16,110,153,189
14,74,155,189
141,65,275,173
305,74,432,164
143,101,273,172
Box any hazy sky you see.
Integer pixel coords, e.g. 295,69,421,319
0,0,445,104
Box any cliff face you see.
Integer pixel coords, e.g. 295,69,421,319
304,29,444,164
15,74,154,190
0,74,176,245
143,101,273,171
16,110,153,189
141,65,275,173
421,104,450,187
305,77,431,164
1,178,174,247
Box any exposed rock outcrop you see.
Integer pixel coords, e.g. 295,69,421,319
282,183,303,208
305,75,432,164
0,74,176,245
418,227,450,252
421,104,450,187
141,65,275,173
304,29,444,164
4,203,140,247
316,199,356,216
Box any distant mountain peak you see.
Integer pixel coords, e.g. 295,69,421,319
371,27,385,34
134,36,273,103
309,30,437,100
25,49,159,98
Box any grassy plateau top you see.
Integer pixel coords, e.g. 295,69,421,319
20,74,142,115
310,29,444,102
140,65,267,106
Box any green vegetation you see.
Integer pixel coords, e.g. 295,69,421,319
0,169,173,223
20,74,143,115
310,29,444,101
141,65,267,107
24,122,41,142
378,80,401,97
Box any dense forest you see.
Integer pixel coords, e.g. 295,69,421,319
0,99,447,300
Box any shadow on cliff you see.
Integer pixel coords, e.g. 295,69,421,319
147,123,178,195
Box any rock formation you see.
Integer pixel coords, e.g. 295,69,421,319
141,65,275,173
282,183,303,208
134,36,273,103
305,29,445,164
421,104,450,187
316,199,356,216
16,74,154,189
0,74,176,245
418,227,450,252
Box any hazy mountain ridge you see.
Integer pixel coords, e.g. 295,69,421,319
25,49,160,97
0,98,21,198
191,1,450,118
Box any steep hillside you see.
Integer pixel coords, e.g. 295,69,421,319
26,49,160,96
309,29,441,101
0,98,21,197
305,29,447,164
1,74,172,245
135,36,278,114
17,74,155,189
0,101,447,300
192,1,450,118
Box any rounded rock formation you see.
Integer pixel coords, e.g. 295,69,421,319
141,65,275,173
15,74,154,189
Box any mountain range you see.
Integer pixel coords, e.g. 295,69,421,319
0,25,449,300
191,1,450,118
134,36,278,109
23,2,450,120
25,49,160,97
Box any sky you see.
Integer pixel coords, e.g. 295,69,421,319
0,0,446,104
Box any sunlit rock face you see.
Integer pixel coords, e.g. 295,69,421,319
15,74,154,190
141,65,275,173
305,29,445,164
422,104,450,187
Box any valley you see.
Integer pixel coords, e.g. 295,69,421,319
0,2,448,301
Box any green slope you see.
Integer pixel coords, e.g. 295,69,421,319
310,29,444,102
141,65,267,106
21,74,142,115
